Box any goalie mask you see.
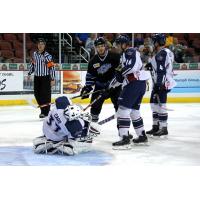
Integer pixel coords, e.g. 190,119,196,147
64,105,82,121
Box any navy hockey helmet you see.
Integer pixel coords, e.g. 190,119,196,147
94,37,106,46
55,96,71,109
115,34,130,45
152,34,166,46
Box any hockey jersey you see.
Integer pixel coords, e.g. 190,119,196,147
43,106,86,142
85,50,120,88
120,47,150,84
150,48,176,89
42,96,87,142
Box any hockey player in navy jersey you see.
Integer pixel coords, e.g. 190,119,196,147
33,96,99,155
145,34,176,137
80,37,121,131
110,35,150,149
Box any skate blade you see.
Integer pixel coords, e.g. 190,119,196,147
112,144,132,150
132,142,149,146
152,135,168,139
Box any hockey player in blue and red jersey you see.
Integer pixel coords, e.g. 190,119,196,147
110,35,150,149
145,34,176,137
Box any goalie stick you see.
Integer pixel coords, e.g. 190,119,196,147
27,88,104,109
26,98,53,108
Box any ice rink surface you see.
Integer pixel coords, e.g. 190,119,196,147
0,103,200,166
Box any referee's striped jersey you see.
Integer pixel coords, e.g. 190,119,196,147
28,51,56,80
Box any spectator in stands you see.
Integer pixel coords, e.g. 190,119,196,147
104,33,115,44
4,58,12,63
75,33,89,54
170,37,186,63
182,48,195,63
0,51,5,63
103,33,118,49
183,33,194,48
134,33,144,47
138,37,154,63
165,33,174,48
85,33,97,58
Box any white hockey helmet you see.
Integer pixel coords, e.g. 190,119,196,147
64,104,82,121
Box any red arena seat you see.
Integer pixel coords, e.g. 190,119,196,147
0,41,12,50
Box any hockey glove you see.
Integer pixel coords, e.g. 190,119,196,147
153,84,162,95
144,62,153,71
81,85,93,99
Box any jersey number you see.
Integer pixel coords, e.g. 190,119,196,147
46,115,61,132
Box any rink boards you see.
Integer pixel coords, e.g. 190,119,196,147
0,69,200,105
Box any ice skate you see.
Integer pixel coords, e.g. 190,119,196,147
112,135,131,150
146,125,159,136
153,127,168,138
132,131,148,146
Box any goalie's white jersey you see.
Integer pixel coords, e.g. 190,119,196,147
43,105,85,142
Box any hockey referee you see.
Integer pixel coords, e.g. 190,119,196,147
28,38,55,118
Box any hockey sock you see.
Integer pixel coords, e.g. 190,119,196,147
132,117,144,136
117,117,131,137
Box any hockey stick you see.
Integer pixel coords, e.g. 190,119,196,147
27,94,102,110
82,95,102,111
26,98,53,108
71,89,105,99
98,114,116,125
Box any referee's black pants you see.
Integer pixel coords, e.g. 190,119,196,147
34,75,51,116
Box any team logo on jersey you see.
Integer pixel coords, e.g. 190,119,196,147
97,64,112,74
93,63,100,68
157,55,163,61
127,50,134,56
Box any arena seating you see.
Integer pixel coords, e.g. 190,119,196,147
0,33,200,63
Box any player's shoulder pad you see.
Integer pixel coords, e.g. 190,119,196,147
165,48,174,57
155,49,167,61
125,47,136,58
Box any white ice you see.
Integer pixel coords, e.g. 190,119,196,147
0,103,200,166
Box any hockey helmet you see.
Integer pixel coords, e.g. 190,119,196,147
152,33,166,46
94,37,106,46
115,34,130,45
55,96,71,109
64,104,82,121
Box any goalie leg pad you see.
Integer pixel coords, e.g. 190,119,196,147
68,139,92,154
56,142,75,156
33,136,55,154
